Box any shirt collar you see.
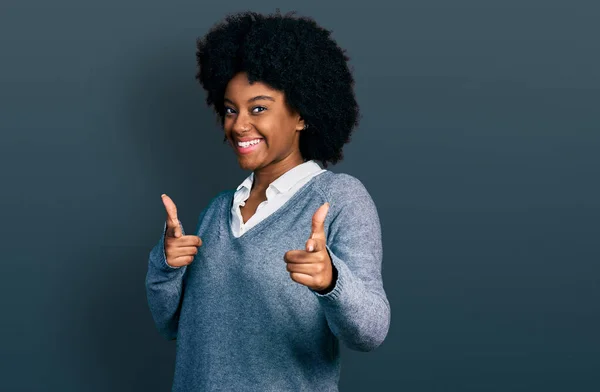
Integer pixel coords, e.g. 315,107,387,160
235,160,322,194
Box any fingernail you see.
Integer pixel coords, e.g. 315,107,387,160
308,244,314,252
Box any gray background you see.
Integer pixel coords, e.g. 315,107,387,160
1,0,599,391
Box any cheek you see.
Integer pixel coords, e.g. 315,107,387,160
264,115,295,138
222,120,235,136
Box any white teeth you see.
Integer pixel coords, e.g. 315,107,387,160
237,139,261,147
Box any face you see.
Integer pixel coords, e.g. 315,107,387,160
223,72,305,172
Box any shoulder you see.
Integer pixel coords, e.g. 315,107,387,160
197,189,233,217
315,171,372,201
312,171,377,221
212,190,234,208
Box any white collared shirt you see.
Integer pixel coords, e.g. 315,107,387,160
231,160,327,237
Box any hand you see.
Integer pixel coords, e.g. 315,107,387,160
161,194,203,267
284,202,336,293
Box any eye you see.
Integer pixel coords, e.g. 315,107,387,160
252,106,266,114
225,107,236,115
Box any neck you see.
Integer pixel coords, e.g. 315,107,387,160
252,152,305,193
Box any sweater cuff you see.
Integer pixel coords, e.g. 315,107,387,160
311,244,351,301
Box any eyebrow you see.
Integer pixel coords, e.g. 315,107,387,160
224,95,276,105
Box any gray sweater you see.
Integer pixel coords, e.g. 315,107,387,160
146,170,391,391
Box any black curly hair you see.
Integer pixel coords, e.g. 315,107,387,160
195,10,360,168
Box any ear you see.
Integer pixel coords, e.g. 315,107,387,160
296,115,306,132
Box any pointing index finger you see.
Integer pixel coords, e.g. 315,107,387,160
310,202,329,240
161,194,179,226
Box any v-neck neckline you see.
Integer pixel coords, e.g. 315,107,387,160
226,171,331,241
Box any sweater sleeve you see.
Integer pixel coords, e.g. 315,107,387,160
312,175,391,352
145,219,188,340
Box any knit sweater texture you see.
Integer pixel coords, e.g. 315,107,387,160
146,170,391,391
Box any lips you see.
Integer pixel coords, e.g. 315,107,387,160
235,138,264,154
234,137,264,143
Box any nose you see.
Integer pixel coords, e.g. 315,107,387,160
232,111,251,133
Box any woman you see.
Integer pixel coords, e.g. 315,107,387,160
146,10,390,392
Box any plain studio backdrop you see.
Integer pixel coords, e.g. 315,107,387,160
1,0,598,391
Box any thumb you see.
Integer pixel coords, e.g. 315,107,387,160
161,194,182,238
310,202,329,243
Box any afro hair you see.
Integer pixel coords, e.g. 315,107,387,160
195,10,360,168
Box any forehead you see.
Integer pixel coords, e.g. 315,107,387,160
224,72,282,102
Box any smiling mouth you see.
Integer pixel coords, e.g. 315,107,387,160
235,138,264,154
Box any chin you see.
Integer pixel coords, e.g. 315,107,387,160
237,158,260,171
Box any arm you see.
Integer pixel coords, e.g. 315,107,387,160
145,220,187,340
312,176,391,352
